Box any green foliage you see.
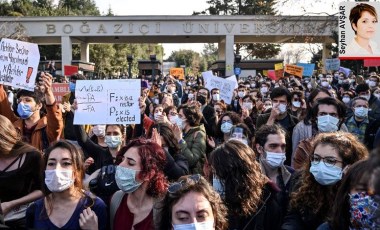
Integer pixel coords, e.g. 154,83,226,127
200,43,218,71
167,49,201,76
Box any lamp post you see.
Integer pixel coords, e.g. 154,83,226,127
127,55,133,79
234,54,242,81
150,54,156,80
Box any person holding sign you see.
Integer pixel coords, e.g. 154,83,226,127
346,3,380,56
0,72,63,151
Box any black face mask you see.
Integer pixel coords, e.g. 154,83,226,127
197,95,207,105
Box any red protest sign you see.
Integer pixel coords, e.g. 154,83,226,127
52,83,69,103
64,65,78,76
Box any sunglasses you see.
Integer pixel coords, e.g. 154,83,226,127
168,174,201,194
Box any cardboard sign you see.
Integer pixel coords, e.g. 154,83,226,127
325,58,340,71
0,38,40,91
52,83,69,103
339,2,380,58
296,63,315,76
170,68,185,80
285,64,304,78
64,65,78,76
74,79,141,125
263,70,268,77
204,76,236,104
275,69,284,79
274,63,284,70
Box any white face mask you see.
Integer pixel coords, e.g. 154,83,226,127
342,97,350,104
212,93,220,101
45,169,74,192
188,93,194,99
292,101,301,108
307,84,312,89
92,125,106,137
260,87,268,94
238,91,245,98
368,80,377,87
173,221,214,230
276,103,287,114
243,102,253,110
321,81,329,87
154,112,162,120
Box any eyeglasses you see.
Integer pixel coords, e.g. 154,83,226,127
310,154,343,167
168,174,201,194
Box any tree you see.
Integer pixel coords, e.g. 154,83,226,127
200,43,218,71
167,50,201,76
195,0,280,59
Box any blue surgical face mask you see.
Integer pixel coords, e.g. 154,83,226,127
317,115,339,132
115,166,142,193
17,103,34,119
354,107,368,119
213,175,225,198
221,122,233,134
105,135,122,148
69,82,76,92
173,221,214,230
309,162,342,185
265,151,286,168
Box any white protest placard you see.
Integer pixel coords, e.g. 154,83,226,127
0,38,40,91
325,58,340,71
201,70,214,86
205,76,236,104
74,79,141,125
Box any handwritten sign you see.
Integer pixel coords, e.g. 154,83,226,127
170,68,185,80
325,59,340,71
205,76,236,104
0,38,40,91
296,63,315,76
285,64,304,78
338,66,351,78
52,83,69,103
274,63,284,70
74,79,141,125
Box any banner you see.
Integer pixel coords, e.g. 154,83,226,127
285,64,304,78
274,63,283,70
74,79,141,124
170,68,185,80
267,70,276,80
364,59,380,67
0,38,40,91
338,2,380,58
296,63,315,76
52,83,69,103
204,76,236,104
64,65,78,76
325,58,340,71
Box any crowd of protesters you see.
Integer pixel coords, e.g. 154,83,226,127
0,69,379,230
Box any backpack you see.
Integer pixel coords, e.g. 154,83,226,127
88,165,119,201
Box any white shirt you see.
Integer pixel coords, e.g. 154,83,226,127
345,37,380,56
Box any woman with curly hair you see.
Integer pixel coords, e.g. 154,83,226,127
110,139,168,230
156,174,228,230
282,132,368,230
209,140,283,229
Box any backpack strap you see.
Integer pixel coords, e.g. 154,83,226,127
110,190,125,230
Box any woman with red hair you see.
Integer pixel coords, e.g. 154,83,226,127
110,139,168,230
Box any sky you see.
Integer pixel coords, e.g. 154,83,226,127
91,0,346,59
94,0,210,58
